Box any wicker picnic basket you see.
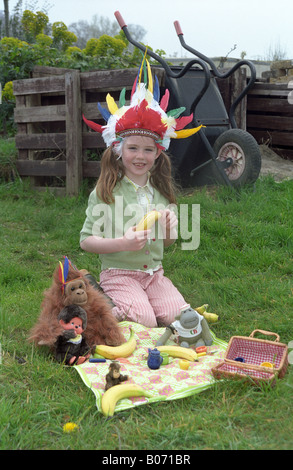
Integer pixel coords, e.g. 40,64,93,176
211,329,288,386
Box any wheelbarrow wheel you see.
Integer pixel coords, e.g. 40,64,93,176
212,129,261,187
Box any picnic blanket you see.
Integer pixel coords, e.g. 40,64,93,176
74,321,228,415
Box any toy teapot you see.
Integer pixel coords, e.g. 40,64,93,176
147,348,163,369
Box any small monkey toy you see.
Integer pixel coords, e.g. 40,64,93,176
105,362,129,391
55,304,91,365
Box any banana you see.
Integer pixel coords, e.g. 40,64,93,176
156,345,198,362
101,384,153,417
195,304,219,323
95,327,136,359
202,312,219,323
135,210,161,231
195,304,209,314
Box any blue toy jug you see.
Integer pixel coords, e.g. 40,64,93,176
147,348,163,369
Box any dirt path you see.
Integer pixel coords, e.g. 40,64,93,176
259,145,293,182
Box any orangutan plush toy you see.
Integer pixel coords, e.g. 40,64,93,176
28,257,125,349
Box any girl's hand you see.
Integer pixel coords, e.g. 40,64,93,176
159,209,178,231
122,226,151,251
159,209,178,245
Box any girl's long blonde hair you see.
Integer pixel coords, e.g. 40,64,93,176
96,145,178,204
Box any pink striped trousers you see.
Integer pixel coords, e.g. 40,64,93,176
100,267,186,327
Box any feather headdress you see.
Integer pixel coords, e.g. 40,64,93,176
83,51,203,151
58,256,80,294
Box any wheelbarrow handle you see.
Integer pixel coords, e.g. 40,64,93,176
174,20,183,36
114,10,127,29
114,11,209,79
115,10,178,76
115,10,171,72
114,10,212,116
174,21,257,128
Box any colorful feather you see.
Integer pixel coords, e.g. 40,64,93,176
160,89,170,111
58,261,64,285
63,256,69,284
119,88,126,108
143,59,147,85
153,75,160,102
132,52,145,97
154,75,160,103
167,107,186,118
98,103,111,122
175,113,193,130
138,49,148,84
174,125,203,138
106,93,118,115
82,114,103,133
131,75,138,99
146,58,153,94
68,258,78,271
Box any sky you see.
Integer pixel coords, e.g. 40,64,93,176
6,0,293,60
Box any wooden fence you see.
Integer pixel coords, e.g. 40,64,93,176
13,66,293,195
13,66,164,195
247,82,293,160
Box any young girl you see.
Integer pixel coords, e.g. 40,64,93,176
80,56,202,327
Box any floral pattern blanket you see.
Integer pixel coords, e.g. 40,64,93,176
74,321,228,415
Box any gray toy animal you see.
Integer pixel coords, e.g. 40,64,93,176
156,304,213,348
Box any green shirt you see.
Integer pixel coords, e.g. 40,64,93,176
80,178,171,272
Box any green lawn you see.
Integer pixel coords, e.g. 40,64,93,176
0,176,292,450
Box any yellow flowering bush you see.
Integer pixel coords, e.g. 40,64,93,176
2,81,15,102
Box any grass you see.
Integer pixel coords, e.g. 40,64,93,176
0,138,18,182
0,175,293,450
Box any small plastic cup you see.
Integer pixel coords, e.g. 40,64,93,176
179,360,190,370
161,352,169,365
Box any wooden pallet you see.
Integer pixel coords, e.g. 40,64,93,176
247,82,293,160
13,66,165,195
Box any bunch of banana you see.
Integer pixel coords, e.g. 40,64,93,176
135,210,161,231
95,327,136,359
156,345,198,362
101,383,153,417
195,304,219,323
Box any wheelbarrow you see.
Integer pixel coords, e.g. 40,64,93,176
114,11,261,188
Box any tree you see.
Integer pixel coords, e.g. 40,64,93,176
69,14,120,49
84,34,126,57
21,9,49,42
51,21,77,51
9,0,52,40
3,0,9,36
265,40,288,61
69,14,146,50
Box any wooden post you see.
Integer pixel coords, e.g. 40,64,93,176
230,67,247,130
65,70,82,196
216,67,247,130
27,94,41,188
